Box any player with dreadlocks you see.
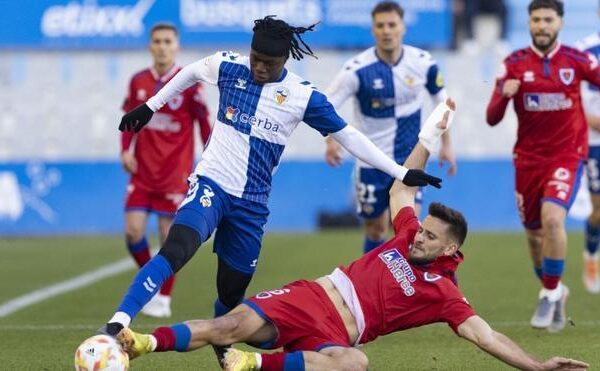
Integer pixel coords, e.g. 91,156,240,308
98,16,443,368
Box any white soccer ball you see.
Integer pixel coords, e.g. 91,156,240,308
74,335,129,371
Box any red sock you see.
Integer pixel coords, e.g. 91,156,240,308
127,237,151,268
260,352,286,371
542,274,560,290
152,327,176,352
159,275,176,296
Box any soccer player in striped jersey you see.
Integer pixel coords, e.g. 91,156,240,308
324,1,456,255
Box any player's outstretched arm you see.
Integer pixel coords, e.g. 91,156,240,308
457,315,589,370
389,99,455,219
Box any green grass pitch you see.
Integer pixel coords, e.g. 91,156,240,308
1,231,599,370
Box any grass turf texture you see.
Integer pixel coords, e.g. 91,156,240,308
1,232,599,370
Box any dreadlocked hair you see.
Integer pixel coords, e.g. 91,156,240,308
253,16,318,60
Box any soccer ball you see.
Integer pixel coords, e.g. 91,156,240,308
74,335,129,371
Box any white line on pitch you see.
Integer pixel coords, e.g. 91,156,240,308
0,257,135,318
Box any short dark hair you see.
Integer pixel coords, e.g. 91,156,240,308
528,0,564,17
428,202,468,247
150,22,179,37
371,1,404,19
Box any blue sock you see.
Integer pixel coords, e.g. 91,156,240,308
117,254,174,318
171,323,192,352
534,266,543,280
284,351,305,371
363,237,385,254
127,236,149,253
586,221,600,254
214,298,231,317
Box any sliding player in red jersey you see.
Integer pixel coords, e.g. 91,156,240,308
121,23,211,317
486,0,600,331
115,100,588,371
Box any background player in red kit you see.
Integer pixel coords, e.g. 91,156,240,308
121,23,211,318
486,0,600,332
115,100,588,371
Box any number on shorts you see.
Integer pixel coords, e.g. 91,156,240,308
357,182,377,204
588,159,600,192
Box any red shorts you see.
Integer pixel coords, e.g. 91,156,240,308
244,280,351,352
124,183,185,216
515,160,583,229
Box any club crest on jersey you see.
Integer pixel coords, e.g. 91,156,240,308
199,185,215,208
274,87,290,105
379,248,416,296
167,95,183,110
235,78,247,90
559,68,574,85
372,78,384,90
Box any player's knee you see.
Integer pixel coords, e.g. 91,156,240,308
541,213,564,233
125,224,145,244
336,349,368,371
365,219,387,241
158,224,201,273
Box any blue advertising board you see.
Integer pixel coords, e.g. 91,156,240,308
0,0,452,49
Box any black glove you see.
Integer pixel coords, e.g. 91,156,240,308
402,169,442,189
118,103,154,132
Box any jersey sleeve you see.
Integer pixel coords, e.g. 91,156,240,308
486,59,515,126
425,63,445,95
392,207,420,242
440,292,476,334
580,51,600,89
189,82,212,144
325,65,359,108
302,90,348,136
121,78,136,151
146,51,224,112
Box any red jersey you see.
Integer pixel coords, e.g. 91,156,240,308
122,65,211,193
487,44,600,167
332,207,475,345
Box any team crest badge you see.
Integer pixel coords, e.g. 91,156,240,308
274,87,290,104
559,68,574,85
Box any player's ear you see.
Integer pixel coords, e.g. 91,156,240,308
443,243,458,256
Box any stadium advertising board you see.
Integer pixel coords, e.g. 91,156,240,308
0,0,452,49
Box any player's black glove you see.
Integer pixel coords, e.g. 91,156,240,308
118,103,154,132
402,169,442,189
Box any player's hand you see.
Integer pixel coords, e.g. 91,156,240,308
540,356,588,370
402,169,442,189
119,103,154,132
325,138,343,167
501,79,521,98
439,141,457,176
120,152,137,174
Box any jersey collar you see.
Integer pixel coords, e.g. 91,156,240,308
374,47,404,66
530,41,561,59
150,64,180,83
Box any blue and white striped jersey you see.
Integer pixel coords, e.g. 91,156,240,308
576,33,600,146
327,45,445,168
149,51,346,204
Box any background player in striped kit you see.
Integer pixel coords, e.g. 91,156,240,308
325,1,457,254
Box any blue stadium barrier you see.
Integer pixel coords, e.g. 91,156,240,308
0,160,586,236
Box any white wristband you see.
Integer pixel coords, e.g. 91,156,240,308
418,101,455,153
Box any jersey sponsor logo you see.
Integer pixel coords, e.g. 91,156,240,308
274,87,290,105
199,185,215,207
146,112,182,132
523,93,572,111
255,288,291,299
235,78,247,90
379,248,416,296
224,106,280,132
372,78,384,90
167,95,184,110
523,71,535,82
558,68,574,85
423,272,442,282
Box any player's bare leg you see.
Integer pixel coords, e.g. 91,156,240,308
583,193,600,293
363,211,389,253
125,211,149,251
118,304,275,361
531,202,569,331
525,228,543,278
